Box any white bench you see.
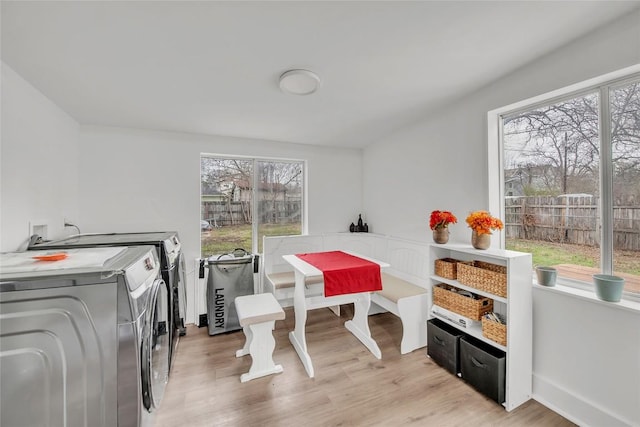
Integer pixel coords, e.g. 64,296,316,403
373,273,428,354
373,236,430,354
262,235,342,316
234,293,285,382
262,235,325,307
261,233,431,355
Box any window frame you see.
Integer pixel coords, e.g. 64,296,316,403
488,64,640,302
200,153,307,255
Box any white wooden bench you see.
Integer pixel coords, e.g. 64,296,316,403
372,236,430,354
261,233,431,355
373,273,429,354
262,235,341,316
262,235,325,307
234,293,285,382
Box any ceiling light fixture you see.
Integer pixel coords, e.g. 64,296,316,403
279,69,321,95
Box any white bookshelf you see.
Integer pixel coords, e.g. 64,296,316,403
429,243,532,411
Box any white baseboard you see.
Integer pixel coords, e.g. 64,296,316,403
533,373,635,427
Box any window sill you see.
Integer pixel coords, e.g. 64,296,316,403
533,282,640,314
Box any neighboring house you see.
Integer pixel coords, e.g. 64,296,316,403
504,165,557,196
504,174,523,197
200,185,226,203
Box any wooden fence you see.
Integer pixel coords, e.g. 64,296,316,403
202,200,301,227
505,195,640,250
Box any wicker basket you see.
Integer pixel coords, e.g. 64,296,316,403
482,315,507,346
432,283,493,321
457,261,507,297
434,258,463,279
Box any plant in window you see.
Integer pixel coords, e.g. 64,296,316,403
466,210,503,235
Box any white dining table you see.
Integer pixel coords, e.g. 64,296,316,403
282,251,390,378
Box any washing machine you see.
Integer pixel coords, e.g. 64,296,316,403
29,231,186,372
0,246,169,427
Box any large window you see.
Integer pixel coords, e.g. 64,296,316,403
200,156,304,257
493,72,639,298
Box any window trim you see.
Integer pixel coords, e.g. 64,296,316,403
488,64,640,303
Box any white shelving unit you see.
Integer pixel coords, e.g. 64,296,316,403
428,243,532,412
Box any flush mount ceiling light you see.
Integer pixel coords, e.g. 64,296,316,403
279,69,321,95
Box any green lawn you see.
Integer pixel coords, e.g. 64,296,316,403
506,238,640,275
506,239,596,268
201,223,301,257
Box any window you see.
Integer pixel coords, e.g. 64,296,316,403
490,70,639,299
200,156,304,257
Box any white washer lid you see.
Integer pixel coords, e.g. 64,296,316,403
0,247,126,274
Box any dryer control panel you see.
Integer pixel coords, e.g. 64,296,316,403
125,248,159,297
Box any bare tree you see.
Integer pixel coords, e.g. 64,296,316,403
201,158,253,225
504,82,639,200
257,161,302,224
504,93,599,195
611,82,640,203
201,158,303,226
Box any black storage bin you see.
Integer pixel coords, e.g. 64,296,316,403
427,318,464,375
460,336,506,404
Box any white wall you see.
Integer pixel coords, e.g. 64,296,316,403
363,98,487,243
1,62,80,252
78,125,363,324
363,10,640,243
363,11,640,426
533,288,640,427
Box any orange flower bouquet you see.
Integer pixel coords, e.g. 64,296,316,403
429,210,457,230
465,210,504,235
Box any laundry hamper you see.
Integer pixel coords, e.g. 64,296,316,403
206,249,255,335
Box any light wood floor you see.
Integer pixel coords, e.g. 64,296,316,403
155,306,575,427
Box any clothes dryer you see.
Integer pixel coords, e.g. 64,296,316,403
29,231,186,372
0,246,169,427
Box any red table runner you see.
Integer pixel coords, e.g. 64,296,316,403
295,251,382,297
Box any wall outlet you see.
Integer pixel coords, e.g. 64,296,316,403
29,221,49,239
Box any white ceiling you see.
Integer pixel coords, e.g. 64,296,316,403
2,1,639,148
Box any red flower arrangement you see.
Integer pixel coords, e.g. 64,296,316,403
429,210,458,230
465,210,504,235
